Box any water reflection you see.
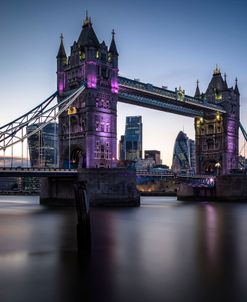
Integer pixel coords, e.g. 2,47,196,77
0,198,247,301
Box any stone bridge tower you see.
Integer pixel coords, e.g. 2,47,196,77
195,67,240,175
56,14,118,168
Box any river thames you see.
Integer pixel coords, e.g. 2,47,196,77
0,196,247,301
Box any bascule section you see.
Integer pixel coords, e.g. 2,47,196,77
195,67,240,175
57,14,118,169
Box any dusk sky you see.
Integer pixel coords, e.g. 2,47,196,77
1,0,247,166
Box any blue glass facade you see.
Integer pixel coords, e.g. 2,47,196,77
124,116,142,161
172,131,195,174
27,123,58,168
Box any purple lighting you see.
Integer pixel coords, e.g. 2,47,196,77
87,75,97,88
58,82,64,93
111,80,119,94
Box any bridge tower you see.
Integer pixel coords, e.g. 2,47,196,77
56,14,118,168
195,67,240,175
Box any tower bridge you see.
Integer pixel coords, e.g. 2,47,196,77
0,14,245,179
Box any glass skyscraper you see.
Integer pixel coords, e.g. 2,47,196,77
172,131,195,174
27,122,58,168
124,116,142,161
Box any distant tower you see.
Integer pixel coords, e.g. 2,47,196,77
172,131,191,174
57,14,119,168
195,67,240,175
124,116,143,161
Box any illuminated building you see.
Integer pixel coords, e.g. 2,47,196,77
124,116,142,161
57,14,118,168
194,67,239,174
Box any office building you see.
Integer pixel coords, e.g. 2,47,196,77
124,116,142,161
144,150,162,165
27,123,58,168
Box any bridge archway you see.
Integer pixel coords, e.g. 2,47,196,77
71,147,86,168
203,160,218,175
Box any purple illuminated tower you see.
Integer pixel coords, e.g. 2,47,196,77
57,14,118,168
195,67,240,175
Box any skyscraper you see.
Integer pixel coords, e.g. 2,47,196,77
172,131,195,175
124,116,142,161
27,123,58,168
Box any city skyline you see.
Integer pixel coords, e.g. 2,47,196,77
1,0,247,166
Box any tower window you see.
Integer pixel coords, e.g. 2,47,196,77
101,68,108,79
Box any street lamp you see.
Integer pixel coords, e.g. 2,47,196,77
215,162,221,175
67,106,77,169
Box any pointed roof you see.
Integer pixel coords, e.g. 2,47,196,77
194,80,201,98
56,34,67,58
223,73,228,90
176,131,188,141
101,40,107,49
77,13,100,48
234,78,240,95
109,30,119,55
206,66,226,95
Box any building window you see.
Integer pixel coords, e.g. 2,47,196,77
208,125,214,135
207,139,214,150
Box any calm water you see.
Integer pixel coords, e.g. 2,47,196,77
1,196,247,301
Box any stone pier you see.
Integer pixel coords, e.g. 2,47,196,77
177,175,247,201
40,168,140,206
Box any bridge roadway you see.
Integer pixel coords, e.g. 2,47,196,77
0,167,78,178
0,167,213,180
118,76,226,117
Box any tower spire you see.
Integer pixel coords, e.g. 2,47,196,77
56,33,67,58
83,10,92,27
234,77,240,95
194,80,201,98
213,64,221,75
109,29,119,55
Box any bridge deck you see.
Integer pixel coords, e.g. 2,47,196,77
0,168,78,177
118,76,226,117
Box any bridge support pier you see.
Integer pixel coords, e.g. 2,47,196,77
40,168,140,206
177,175,247,201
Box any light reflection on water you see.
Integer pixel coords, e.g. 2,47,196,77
0,195,40,204
0,196,247,301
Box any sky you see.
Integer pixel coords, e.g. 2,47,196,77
1,0,247,166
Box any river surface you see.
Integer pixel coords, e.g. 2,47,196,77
0,196,247,301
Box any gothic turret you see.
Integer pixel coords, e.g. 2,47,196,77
234,78,240,95
109,30,119,56
206,66,226,95
57,34,67,70
77,13,100,49
194,80,201,98
57,34,67,95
